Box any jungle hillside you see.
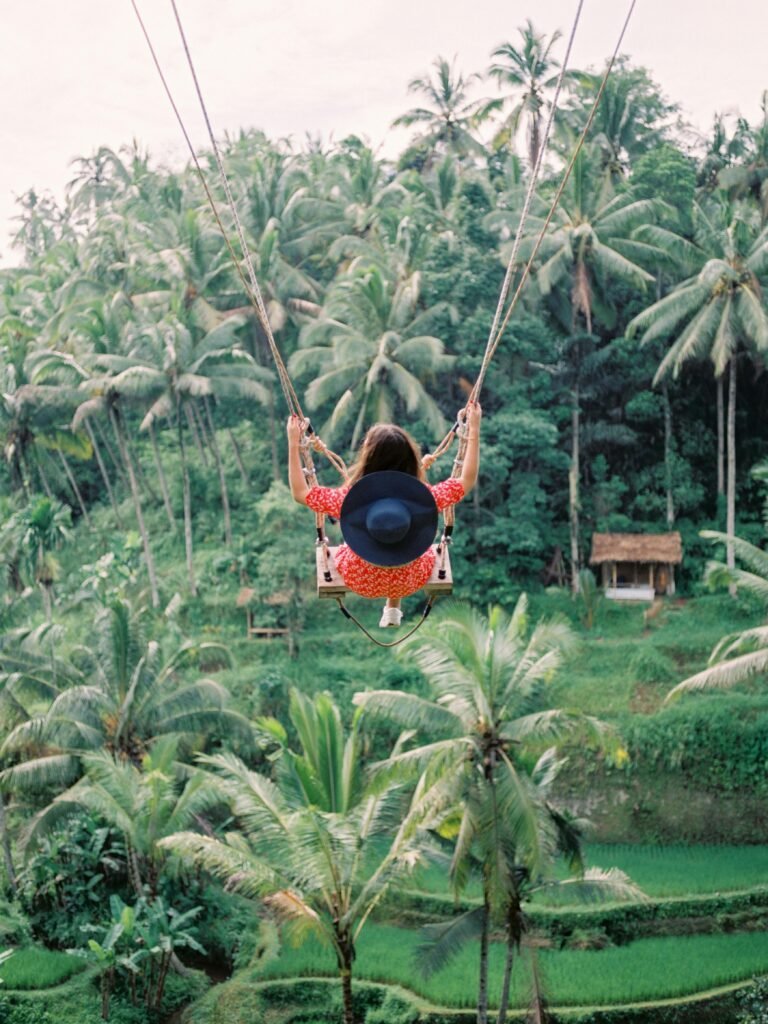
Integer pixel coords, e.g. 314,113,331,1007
3,21,768,1024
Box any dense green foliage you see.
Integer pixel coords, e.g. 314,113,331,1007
3,19,768,1024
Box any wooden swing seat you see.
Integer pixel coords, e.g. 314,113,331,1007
316,545,453,599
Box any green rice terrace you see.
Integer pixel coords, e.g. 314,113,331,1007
4,9,768,1024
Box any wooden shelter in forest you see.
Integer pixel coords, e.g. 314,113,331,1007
589,532,682,600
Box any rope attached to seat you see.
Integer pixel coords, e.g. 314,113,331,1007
469,0,639,405
424,0,639,476
335,596,435,648
130,0,304,422
131,0,637,643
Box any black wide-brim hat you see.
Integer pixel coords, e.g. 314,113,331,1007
340,471,438,568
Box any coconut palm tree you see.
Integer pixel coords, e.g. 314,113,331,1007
23,736,223,898
563,60,676,185
96,311,270,591
627,197,768,579
667,520,768,699
498,150,663,584
393,57,484,164
417,754,641,1024
0,599,253,793
162,689,430,1024
289,264,455,448
484,21,574,166
327,137,409,239
353,598,620,1024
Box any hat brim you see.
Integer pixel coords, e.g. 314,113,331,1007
340,471,438,568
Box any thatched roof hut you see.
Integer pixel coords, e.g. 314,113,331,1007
590,533,682,565
590,532,682,599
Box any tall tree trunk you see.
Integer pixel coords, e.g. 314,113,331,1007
496,935,514,1024
32,450,53,498
125,428,158,503
336,935,355,1024
569,386,581,593
477,889,490,1024
193,400,211,451
727,357,737,596
177,403,197,597
148,423,176,532
204,398,233,547
0,794,17,892
100,966,113,1021
662,380,675,527
127,843,144,897
39,583,53,623
56,449,90,524
85,419,123,527
94,418,128,488
186,404,209,467
228,429,249,488
717,374,725,498
529,111,541,171
109,407,160,608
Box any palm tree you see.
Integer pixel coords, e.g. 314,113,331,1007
289,265,455,448
353,599,617,1024
162,689,430,1024
23,736,223,898
503,151,663,584
563,60,676,185
0,599,253,792
0,347,91,505
393,57,484,163
327,137,408,238
0,497,72,621
417,753,641,1024
484,21,573,166
66,147,132,219
96,311,270,592
628,197,768,579
667,521,768,699
73,387,160,607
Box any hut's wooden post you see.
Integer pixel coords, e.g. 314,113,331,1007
611,563,617,589
668,563,675,596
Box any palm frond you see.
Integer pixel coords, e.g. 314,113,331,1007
415,906,486,977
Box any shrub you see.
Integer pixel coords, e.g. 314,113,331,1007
628,647,676,683
618,693,768,791
365,991,418,1024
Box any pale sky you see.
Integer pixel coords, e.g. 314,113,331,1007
1,0,766,266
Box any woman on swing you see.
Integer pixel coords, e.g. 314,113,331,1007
287,403,481,627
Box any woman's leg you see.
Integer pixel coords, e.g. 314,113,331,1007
380,597,403,627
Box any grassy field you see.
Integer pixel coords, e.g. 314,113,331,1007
406,842,768,902
259,923,768,1008
0,946,86,989
535,591,763,716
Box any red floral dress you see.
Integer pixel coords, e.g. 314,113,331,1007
306,478,465,599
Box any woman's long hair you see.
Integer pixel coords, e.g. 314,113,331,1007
347,424,426,486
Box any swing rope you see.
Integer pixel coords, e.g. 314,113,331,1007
131,0,348,563
130,0,304,424
469,0,639,406
131,0,635,640
483,0,585,368
336,596,436,648
424,0,637,567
